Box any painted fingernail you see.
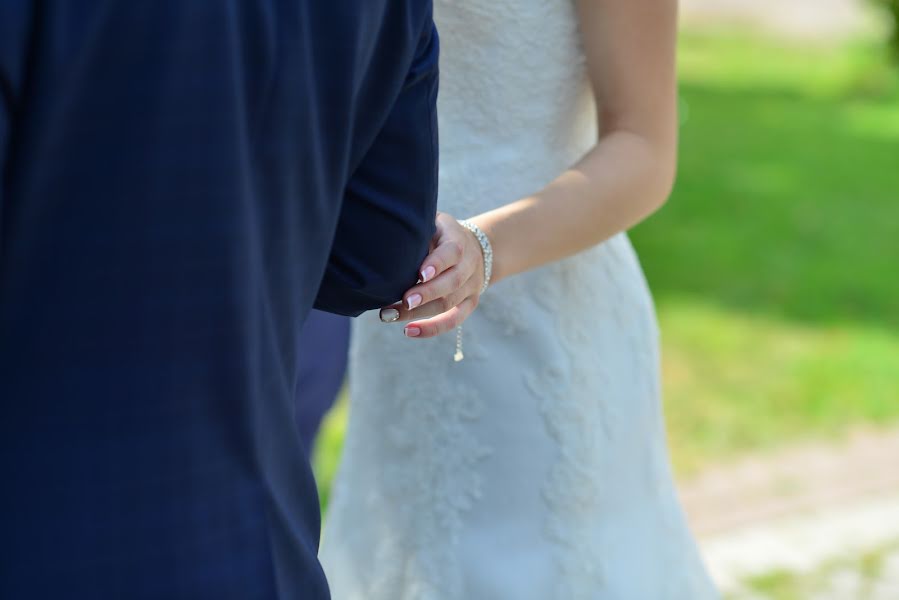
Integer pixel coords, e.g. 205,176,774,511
404,326,421,337
380,308,400,323
406,294,423,310
420,266,436,283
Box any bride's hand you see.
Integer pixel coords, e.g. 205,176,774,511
379,212,486,338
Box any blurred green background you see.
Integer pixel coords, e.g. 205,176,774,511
640,26,899,474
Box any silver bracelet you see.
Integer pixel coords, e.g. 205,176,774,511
458,219,493,294
454,219,493,361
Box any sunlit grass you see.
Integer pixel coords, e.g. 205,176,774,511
678,29,899,100
633,30,899,472
729,540,899,599
660,300,899,474
312,390,348,513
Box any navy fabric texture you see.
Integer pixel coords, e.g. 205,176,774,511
0,2,438,598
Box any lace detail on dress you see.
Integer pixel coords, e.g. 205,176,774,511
521,235,659,597
523,250,619,597
526,359,607,598
368,370,493,599
478,269,559,337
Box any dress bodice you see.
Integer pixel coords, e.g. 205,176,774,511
434,0,597,217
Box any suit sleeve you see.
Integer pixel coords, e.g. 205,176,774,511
0,2,33,213
314,21,440,317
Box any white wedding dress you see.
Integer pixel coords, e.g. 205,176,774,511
319,1,719,598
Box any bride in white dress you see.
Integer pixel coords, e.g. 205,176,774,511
320,0,719,598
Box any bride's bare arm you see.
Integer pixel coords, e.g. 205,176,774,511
476,0,679,282
385,0,679,338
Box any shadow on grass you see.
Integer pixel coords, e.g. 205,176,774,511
632,80,899,331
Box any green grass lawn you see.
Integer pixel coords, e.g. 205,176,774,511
730,540,899,599
634,30,899,473
313,31,899,502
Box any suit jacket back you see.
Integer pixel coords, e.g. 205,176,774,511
0,2,439,598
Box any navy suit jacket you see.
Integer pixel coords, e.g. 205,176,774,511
0,2,438,598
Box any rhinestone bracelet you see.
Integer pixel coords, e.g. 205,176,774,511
454,219,493,361
458,219,493,293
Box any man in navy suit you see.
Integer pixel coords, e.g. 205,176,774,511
0,2,438,598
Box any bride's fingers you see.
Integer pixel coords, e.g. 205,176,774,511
401,264,474,313
386,283,472,322
402,295,479,339
418,236,464,284
378,252,472,324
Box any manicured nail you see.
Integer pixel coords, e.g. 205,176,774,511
420,266,436,283
404,326,421,337
406,294,423,310
380,308,400,323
